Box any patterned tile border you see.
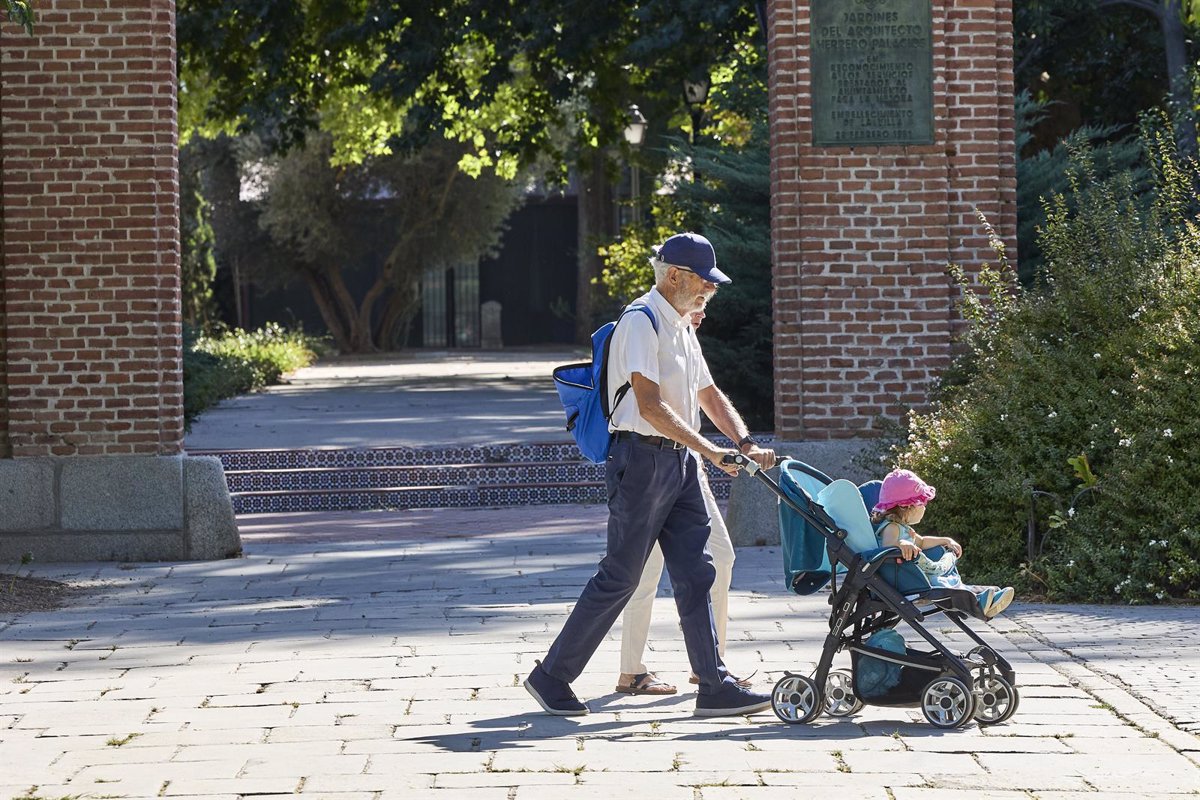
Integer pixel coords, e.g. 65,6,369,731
217,438,749,513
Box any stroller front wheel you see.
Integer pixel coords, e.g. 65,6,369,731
772,674,822,724
920,676,976,729
822,669,864,717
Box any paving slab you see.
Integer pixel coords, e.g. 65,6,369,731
1,504,1198,800
183,351,580,450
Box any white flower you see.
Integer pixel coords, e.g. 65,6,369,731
1000,414,1008,421
1166,455,1174,464
1156,591,1167,600
1110,389,1119,396
1066,560,1075,568
971,463,979,473
1047,411,1058,419
1093,353,1102,359
1163,429,1173,438
940,455,949,463
953,463,962,469
1067,507,1076,518
1119,438,1132,447
1131,310,1141,320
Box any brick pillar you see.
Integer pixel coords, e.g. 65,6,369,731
0,2,238,562
0,0,183,458
768,0,1018,440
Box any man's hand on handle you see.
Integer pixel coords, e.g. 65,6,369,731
705,447,742,476
741,445,777,472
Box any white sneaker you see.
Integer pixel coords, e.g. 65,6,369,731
984,586,1015,618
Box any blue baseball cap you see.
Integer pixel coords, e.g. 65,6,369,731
654,232,731,285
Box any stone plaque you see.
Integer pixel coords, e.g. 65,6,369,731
811,0,934,146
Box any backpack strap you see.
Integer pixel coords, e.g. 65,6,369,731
602,304,658,423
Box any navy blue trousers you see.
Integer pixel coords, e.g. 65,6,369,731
540,437,730,694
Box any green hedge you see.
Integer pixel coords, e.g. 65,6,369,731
183,323,322,430
889,131,1200,604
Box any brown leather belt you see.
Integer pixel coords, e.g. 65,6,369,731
613,430,685,450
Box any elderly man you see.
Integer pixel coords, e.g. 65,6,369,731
524,232,777,717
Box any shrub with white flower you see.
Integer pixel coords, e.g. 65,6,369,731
891,128,1200,604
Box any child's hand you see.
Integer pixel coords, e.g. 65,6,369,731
941,538,962,557
896,541,921,561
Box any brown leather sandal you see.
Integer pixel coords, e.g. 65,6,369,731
616,672,678,695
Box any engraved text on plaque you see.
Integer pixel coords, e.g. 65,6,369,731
811,0,934,146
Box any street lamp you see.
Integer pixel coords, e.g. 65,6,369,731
623,103,648,147
624,104,648,224
683,74,709,184
682,74,710,147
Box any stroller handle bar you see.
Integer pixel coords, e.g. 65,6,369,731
721,451,771,476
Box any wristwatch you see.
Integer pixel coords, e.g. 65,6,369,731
737,435,758,452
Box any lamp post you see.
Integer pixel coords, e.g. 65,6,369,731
623,104,648,225
683,74,710,182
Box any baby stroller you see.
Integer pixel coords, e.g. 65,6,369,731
726,454,1019,729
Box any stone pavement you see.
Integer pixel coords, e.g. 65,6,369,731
2,505,1198,800
184,352,580,451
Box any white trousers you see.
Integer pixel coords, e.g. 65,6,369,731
619,469,735,675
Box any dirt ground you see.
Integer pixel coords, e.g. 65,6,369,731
0,574,84,615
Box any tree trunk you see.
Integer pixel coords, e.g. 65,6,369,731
301,270,354,353
378,279,422,350
574,149,614,343
1160,0,1198,160
355,271,390,350
324,268,375,352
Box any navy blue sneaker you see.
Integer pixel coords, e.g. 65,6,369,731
524,664,589,716
694,680,772,718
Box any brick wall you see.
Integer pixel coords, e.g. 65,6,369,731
768,0,1017,439
0,0,182,457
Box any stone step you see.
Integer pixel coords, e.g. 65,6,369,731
224,461,605,493
200,440,744,514
190,443,585,471
231,482,609,514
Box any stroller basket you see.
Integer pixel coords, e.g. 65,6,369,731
850,644,943,705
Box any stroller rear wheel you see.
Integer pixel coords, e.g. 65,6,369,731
973,674,1019,725
920,676,976,729
772,674,822,724
822,670,864,717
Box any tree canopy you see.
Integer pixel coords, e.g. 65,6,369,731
178,0,757,171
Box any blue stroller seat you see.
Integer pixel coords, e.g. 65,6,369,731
781,463,984,614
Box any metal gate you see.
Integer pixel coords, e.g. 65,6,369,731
421,263,480,347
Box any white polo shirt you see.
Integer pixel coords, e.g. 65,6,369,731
607,287,714,436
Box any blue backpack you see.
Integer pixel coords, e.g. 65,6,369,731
552,305,657,463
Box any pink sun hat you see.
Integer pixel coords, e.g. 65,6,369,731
873,469,937,513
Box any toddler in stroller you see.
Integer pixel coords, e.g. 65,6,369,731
724,453,1020,729
871,468,1015,620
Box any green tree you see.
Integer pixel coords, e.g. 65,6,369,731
249,132,522,352
599,40,774,428
1016,0,1199,157
177,0,760,340
3,0,33,34
1015,90,1145,281
180,146,220,331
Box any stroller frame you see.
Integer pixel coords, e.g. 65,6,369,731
727,454,1019,729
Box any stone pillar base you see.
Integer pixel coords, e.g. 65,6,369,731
0,456,241,562
726,439,877,547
